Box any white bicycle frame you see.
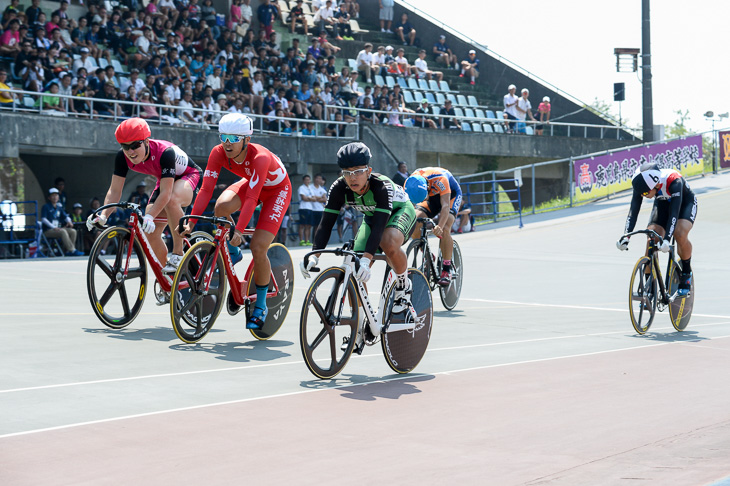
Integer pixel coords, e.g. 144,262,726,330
338,253,417,338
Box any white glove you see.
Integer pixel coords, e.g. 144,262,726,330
86,213,106,231
354,256,372,283
658,239,671,253
300,255,318,279
616,236,629,251
141,214,156,234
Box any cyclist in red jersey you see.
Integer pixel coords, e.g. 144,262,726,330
180,113,292,330
87,117,201,272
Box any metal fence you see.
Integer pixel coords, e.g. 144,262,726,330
461,177,523,228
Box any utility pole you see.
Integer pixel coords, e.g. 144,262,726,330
642,0,654,142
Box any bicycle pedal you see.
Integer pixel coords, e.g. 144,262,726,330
352,340,365,355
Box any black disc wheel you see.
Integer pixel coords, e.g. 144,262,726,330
382,268,433,374
668,260,694,331
438,240,462,311
629,256,657,335
245,243,295,340
87,226,147,329
170,240,227,343
300,267,360,379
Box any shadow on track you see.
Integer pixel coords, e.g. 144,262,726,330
168,339,292,362
83,326,192,342
298,374,436,401
629,330,707,343
433,310,465,319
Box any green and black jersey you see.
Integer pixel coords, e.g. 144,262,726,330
312,173,416,255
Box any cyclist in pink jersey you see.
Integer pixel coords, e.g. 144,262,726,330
87,118,202,272
180,113,291,330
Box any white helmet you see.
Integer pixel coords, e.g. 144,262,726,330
219,113,253,136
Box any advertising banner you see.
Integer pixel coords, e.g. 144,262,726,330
719,131,730,169
573,136,704,202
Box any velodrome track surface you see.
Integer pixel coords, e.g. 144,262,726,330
2,173,730,485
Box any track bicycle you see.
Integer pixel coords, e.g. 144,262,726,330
86,202,212,329
405,218,463,310
170,215,294,344
300,244,433,379
622,229,694,334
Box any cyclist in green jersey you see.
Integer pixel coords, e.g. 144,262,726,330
301,142,417,313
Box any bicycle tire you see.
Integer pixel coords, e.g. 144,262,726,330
300,267,359,379
382,268,433,374
406,239,436,290
169,240,227,343
245,243,295,340
87,226,147,329
668,260,694,331
439,239,463,310
629,256,657,334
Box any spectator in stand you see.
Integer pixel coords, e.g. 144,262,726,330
25,0,43,27
298,174,315,245
536,96,551,136
452,199,474,233
394,47,410,77
139,91,161,120
288,0,308,35
42,187,83,256
0,69,17,109
317,28,340,56
359,97,376,123
325,111,346,137
333,5,353,40
341,0,360,19
160,90,182,125
460,49,480,85
392,161,409,186
120,68,145,95
414,49,443,81
394,13,416,47
313,0,336,36
72,47,95,74
379,0,394,33
0,18,21,58
54,177,68,210
388,97,412,127
433,34,458,69
178,89,199,124
128,181,150,210
356,43,376,84
415,98,438,129
310,173,328,232
440,99,460,130
389,83,405,105
515,88,535,133
71,76,92,116
39,82,67,117
502,84,519,133
257,0,279,41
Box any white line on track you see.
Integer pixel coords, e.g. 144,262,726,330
3,334,730,440
2,319,730,396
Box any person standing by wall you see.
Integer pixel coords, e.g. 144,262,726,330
298,174,315,245
310,173,328,234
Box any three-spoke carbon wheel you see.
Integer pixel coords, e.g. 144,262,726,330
300,267,360,379
382,268,433,374
668,260,694,332
170,240,227,343
629,256,657,334
87,226,147,329
438,240,463,311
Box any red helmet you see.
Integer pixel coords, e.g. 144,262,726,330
115,118,151,144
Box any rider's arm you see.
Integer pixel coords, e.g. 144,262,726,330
234,151,268,233
312,179,345,251
623,191,643,235
362,179,392,257
188,147,223,228
664,178,684,241
144,147,177,219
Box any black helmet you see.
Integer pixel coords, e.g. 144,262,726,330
337,142,371,169
631,173,651,195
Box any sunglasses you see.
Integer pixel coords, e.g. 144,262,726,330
342,168,369,178
219,134,244,143
120,140,144,151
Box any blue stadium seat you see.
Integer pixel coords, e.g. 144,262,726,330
428,80,440,91
461,122,472,132
397,77,408,89
374,74,385,86
472,122,483,132
439,80,452,92
348,58,357,70
496,110,504,120
494,124,504,134
446,94,457,104
454,107,464,118
467,95,479,107
403,90,414,104
436,93,446,105
412,90,422,101
426,92,436,104
407,78,419,90
485,110,496,120
475,109,486,119
418,79,429,91
483,123,494,133
457,94,468,106
464,108,475,119
432,106,440,116
99,58,109,69
386,76,396,89
112,59,127,75
526,126,534,135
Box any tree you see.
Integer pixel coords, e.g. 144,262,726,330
586,97,628,127
665,109,691,139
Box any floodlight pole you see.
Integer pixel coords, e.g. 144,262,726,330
642,0,654,142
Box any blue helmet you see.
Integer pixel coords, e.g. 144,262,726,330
404,175,428,204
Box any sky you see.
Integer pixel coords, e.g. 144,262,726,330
411,0,730,135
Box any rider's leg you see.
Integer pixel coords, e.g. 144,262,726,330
439,213,455,261
248,228,276,326
214,189,244,264
164,179,194,257
381,227,413,313
674,220,693,294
